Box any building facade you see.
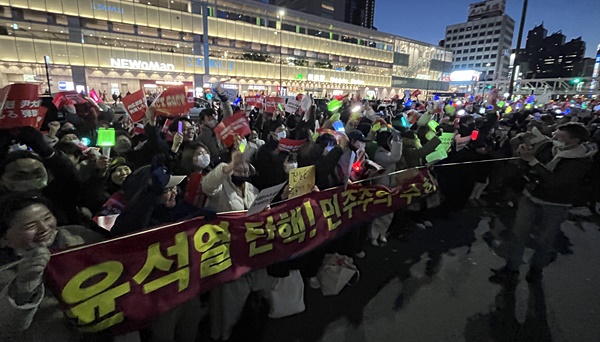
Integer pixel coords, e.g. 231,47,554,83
0,0,449,99
269,0,375,29
443,0,514,91
519,23,586,79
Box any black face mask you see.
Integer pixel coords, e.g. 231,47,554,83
231,175,249,187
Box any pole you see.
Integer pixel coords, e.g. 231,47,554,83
279,32,282,96
508,0,528,98
43,55,51,94
201,3,210,87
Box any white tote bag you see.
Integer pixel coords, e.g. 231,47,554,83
268,270,306,318
317,253,360,296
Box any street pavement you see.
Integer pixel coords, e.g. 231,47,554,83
201,205,600,342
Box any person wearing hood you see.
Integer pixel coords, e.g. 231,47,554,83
491,123,596,284
369,129,403,246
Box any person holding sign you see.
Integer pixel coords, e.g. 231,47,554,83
197,108,229,164
177,142,213,209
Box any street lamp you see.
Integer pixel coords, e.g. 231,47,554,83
277,10,285,96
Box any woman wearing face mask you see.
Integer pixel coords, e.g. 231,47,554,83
202,147,275,341
0,192,105,341
253,121,288,190
197,108,229,164
177,142,212,209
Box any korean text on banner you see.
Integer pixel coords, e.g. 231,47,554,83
246,182,287,217
52,91,88,109
288,166,316,199
265,97,285,113
0,83,46,130
284,99,301,114
245,97,263,109
152,86,190,117
121,89,148,123
43,169,436,334
277,138,306,153
213,111,251,147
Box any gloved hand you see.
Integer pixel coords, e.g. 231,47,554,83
14,246,50,298
18,126,54,158
149,156,170,194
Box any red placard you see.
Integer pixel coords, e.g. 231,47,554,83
121,89,148,123
52,91,88,109
316,128,345,144
89,89,102,103
265,96,285,113
152,86,190,117
213,111,251,147
245,97,263,109
0,83,47,130
277,138,306,153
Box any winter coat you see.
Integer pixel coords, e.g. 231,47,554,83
0,226,104,342
202,163,259,213
402,137,441,168
197,126,228,164
525,142,596,205
373,140,403,187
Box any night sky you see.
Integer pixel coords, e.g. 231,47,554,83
374,0,599,58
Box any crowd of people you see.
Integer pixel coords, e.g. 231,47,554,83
0,83,599,341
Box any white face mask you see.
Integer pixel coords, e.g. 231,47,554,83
196,154,211,169
552,140,566,149
276,131,287,141
283,162,298,173
355,141,366,150
206,119,217,129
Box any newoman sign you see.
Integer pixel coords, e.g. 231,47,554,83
110,58,175,71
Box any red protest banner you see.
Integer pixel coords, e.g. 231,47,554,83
121,89,147,123
213,111,251,147
245,97,263,109
277,138,306,153
0,83,46,130
44,169,435,334
265,96,285,113
152,86,190,117
89,89,102,103
52,91,88,109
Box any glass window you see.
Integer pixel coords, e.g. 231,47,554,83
476,55,482,60
469,56,474,60
480,24,486,28
470,48,476,52
467,63,473,67
491,54,497,58
458,35,464,39
473,25,479,29
461,57,467,61
477,47,483,52
485,39,492,43
475,63,481,67
459,28,465,32
457,43,463,47
464,42,470,46
483,54,489,58
494,29,501,34
484,47,491,51
465,34,471,38
490,62,496,66
493,38,499,42
479,40,484,44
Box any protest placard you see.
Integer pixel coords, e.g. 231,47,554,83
246,182,287,217
121,89,148,123
277,138,306,153
288,165,316,199
265,96,285,113
0,83,46,130
152,86,190,117
213,111,252,147
285,99,301,113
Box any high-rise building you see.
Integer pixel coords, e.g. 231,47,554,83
443,0,515,83
519,23,586,79
269,0,375,29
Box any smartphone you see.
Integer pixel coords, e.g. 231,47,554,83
178,121,183,134
332,120,345,132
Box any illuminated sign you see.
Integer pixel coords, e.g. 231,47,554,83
350,79,365,85
449,70,481,82
468,0,505,20
110,58,175,71
91,2,124,14
330,76,349,84
308,74,326,82
186,57,233,70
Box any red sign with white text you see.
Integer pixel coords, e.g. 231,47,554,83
245,97,263,109
0,83,46,130
265,96,285,113
121,89,148,123
277,138,306,153
152,86,190,117
214,112,252,147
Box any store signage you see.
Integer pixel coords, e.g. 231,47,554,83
449,70,481,82
110,58,175,71
330,77,349,84
58,81,75,91
308,74,326,82
468,0,505,20
350,79,365,85
186,57,233,70
91,2,125,14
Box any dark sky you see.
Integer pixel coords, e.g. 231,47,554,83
374,0,599,58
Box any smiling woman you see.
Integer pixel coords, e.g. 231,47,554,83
0,191,105,341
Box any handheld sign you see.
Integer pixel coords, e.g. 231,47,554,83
332,120,345,132
152,86,189,117
97,128,116,157
121,89,147,123
0,83,46,130
288,165,316,199
246,182,287,217
213,112,251,147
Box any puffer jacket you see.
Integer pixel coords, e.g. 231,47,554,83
202,163,259,212
373,140,403,187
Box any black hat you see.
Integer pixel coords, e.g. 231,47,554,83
347,130,371,142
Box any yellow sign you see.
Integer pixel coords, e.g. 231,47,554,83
288,166,316,199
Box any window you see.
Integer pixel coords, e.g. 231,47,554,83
458,35,464,39
490,62,496,67
451,44,456,48
486,39,492,43
469,48,475,52
447,30,452,34
480,24,487,28
476,55,482,60
469,56,475,60
459,28,465,32
453,29,458,33
494,29,501,34
493,38,499,42
464,42,470,46
467,26,472,31
457,43,463,47
461,64,467,68
462,57,468,61
479,40,484,44
488,70,494,74
477,47,483,52
472,33,478,37
483,54,489,59
496,21,502,26
465,34,471,38
475,63,481,67
473,25,479,29
484,47,491,51
468,64,474,68
491,54,497,58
